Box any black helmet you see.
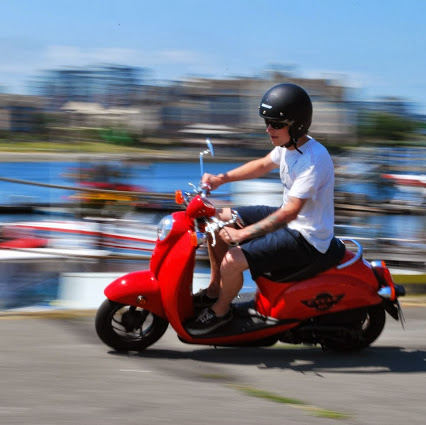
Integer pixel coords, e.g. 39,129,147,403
259,83,312,139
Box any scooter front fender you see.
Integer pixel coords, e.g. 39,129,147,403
104,270,166,319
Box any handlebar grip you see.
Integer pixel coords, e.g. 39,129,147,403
200,182,211,197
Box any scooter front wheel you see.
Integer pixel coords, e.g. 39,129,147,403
95,299,169,352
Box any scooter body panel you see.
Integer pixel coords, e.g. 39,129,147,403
146,211,198,337
150,212,192,277
179,320,297,346
104,270,166,319
255,253,381,320
156,232,197,338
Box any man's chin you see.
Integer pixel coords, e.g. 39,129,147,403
271,136,291,147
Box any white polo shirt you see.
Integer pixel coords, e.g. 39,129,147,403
270,137,335,253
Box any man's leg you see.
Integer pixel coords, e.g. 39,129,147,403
185,246,248,335
203,208,233,298
210,246,249,316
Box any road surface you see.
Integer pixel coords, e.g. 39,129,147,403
0,305,425,425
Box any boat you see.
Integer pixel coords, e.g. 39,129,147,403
0,235,48,249
1,218,208,260
62,162,159,217
380,173,426,193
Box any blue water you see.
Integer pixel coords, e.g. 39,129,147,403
0,160,242,205
0,158,424,242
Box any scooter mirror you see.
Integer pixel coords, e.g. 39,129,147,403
206,138,215,157
200,138,215,177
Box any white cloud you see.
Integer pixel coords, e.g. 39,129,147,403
44,45,139,67
155,49,202,65
0,40,217,92
43,45,207,70
302,68,370,90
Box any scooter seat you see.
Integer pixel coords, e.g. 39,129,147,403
261,237,346,283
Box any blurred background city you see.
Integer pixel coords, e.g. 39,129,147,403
0,1,424,310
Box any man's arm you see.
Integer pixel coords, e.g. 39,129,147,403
202,153,278,190
243,196,306,239
220,196,306,245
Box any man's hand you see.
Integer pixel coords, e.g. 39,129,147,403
225,197,306,242
219,226,244,246
201,173,227,191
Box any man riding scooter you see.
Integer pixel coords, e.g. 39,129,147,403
186,83,345,336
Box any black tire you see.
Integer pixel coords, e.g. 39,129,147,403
323,305,386,352
95,299,169,352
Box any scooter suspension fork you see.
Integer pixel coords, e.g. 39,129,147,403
121,306,150,333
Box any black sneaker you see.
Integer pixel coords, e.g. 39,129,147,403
192,289,219,308
185,308,233,336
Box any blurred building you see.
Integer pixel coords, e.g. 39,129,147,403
0,94,44,132
38,65,145,110
0,65,417,146
155,73,353,145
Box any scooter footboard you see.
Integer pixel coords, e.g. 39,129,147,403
104,270,166,319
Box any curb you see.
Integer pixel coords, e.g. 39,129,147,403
0,308,97,320
392,274,426,296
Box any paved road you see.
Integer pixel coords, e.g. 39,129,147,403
0,305,425,425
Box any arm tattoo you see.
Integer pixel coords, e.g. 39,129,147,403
246,212,284,239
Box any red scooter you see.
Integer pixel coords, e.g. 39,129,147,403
95,140,405,352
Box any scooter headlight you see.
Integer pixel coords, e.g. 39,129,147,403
157,215,174,241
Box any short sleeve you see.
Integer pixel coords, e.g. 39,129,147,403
270,147,281,165
288,165,318,199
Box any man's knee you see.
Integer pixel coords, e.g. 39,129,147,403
216,207,232,221
220,248,248,274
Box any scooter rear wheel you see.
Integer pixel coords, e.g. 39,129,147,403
323,305,386,352
95,299,169,352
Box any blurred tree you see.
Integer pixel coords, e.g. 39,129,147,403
33,113,50,135
99,127,136,146
358,111,417,141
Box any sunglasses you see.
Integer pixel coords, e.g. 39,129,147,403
264,119,288,130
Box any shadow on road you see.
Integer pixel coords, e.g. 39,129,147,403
59,316,426,375
112,345,426,374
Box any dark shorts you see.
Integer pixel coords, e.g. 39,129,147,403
235,205,344,281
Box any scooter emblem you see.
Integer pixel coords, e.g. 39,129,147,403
301,292,345,311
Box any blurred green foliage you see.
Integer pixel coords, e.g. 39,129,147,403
358,111,418,141
98,128,137,146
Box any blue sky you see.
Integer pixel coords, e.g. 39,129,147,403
1,0,425,113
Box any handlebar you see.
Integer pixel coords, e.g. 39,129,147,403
181,138,239,247
183,181,211,201
204,212,238,247
178,183,237,247
199,182,211,198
